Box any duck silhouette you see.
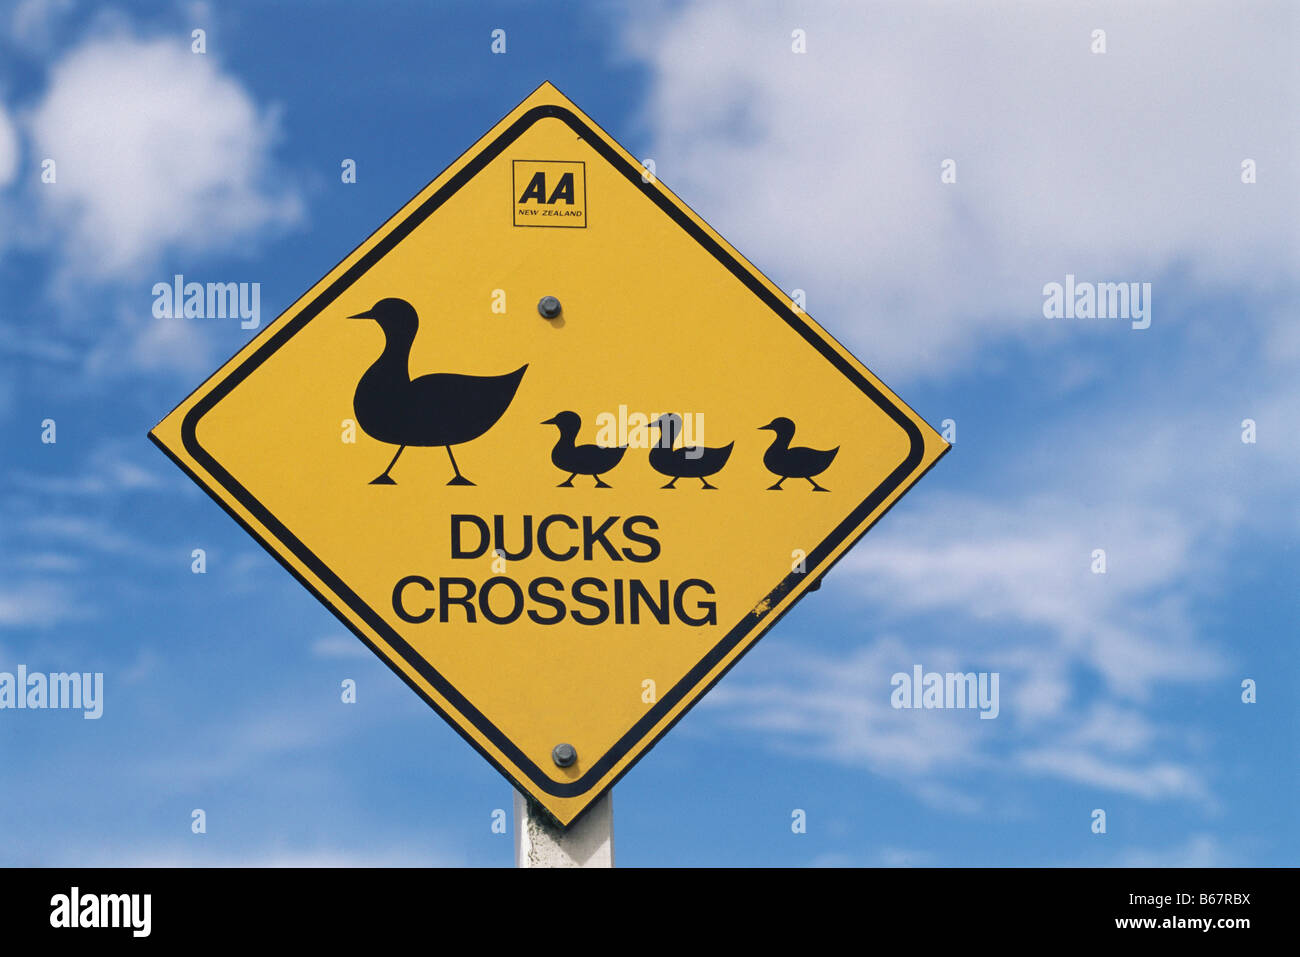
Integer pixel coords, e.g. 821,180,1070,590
541,411,627,488
758,417,838,491
647,413,734,489
350,298,526,486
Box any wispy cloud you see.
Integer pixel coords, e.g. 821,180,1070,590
702,638,987,777
7,0,75,52
310,635,372,660
0,100,17,186
55,839,467,868
1113,833,1237,868
838,494,1224,697
0,580,90,628
704,635,1215,806
8,441,163,496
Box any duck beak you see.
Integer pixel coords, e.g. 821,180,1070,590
348,310,374,320
758,423,775,431
540,416,558,425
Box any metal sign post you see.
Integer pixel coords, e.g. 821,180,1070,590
515,790,613,868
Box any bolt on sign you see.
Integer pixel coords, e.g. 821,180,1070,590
150,82,949,827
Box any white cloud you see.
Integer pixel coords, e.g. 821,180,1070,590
311,635,371,659
49,840,465,868
27,32,302,280
624,1,1298,380
1115,833,1236,867
0,102,17,186
8,440,163,496
1019,748,1207,802
704,638,987,776
22,553,82,572
9,0,74,51
116,308,216,374
21,514,148,554
0,581,90,628
129,848,464,868
838,495,1223,698
706,632,1213,805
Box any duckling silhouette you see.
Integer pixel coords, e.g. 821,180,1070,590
350,298,526,486
541,411,627,488
758,417,838,491
647,413,733,489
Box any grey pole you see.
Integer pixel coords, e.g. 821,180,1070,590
513,790,613,867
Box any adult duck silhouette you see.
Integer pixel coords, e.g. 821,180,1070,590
758,417,838,491
647,413,733,489
541,411,627,488
350,298,526,485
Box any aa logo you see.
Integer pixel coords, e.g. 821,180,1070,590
513,160,586,228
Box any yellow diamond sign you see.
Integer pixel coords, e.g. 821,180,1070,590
150,82,949,826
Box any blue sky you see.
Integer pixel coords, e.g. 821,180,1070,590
0,0,1296,866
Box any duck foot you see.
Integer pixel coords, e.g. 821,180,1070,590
444,447,474,487
767,479,786,490
700,479,718,490
370,445,406,485
557,475,576,488
808,479,830,492
660,478,678,489
594,477,612,488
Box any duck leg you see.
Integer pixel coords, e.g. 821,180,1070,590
699,477,718,490
444,446,475,486
661,477,679,489
767,476,786,490
593,475,612,489
557,473,577,488
807,477,830,492
370,445,406,485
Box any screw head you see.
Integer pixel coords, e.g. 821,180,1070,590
551,742,577,768
538,295,562,319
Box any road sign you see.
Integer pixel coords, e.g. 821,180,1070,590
149,82,949,826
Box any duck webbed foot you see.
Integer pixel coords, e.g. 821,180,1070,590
699,478,718,490
808,478,830,492
593,476,612,488
444,447,475,486
557,474,576,488
370,445,406,485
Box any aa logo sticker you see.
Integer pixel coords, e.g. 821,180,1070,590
514,159,586,227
